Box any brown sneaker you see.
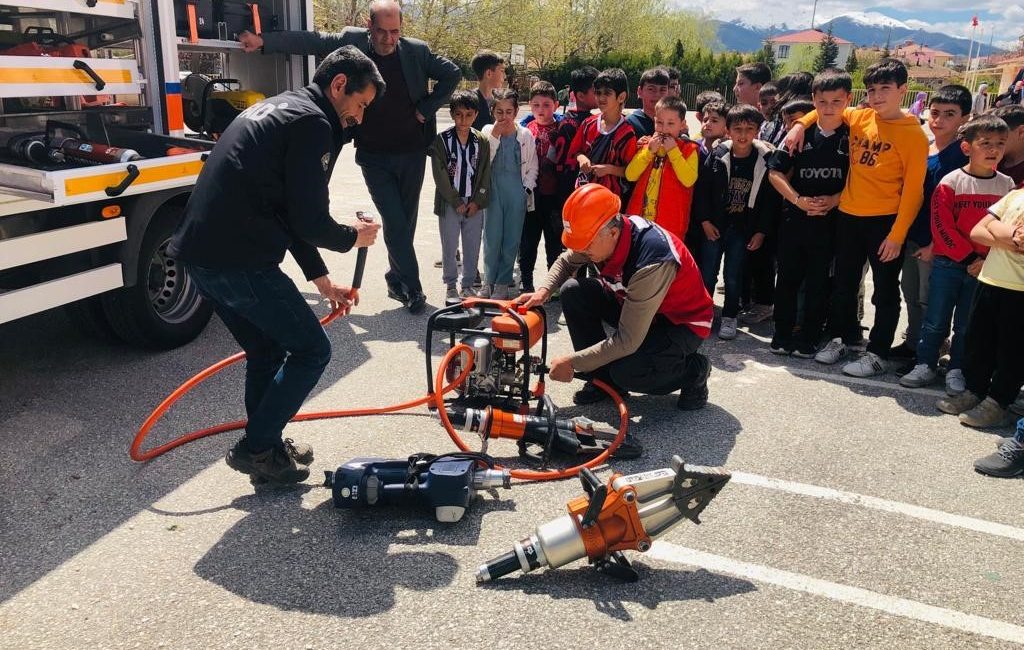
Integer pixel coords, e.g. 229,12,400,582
226,440,309,484
959,397,1011,429
936,391,982,415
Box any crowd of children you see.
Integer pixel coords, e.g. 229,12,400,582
427,51,1024,478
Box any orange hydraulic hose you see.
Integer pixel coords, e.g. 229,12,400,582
130,307,470,461
130,308,630,483
432,344,629,481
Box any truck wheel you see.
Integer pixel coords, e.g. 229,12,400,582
101,206,213,349
64,295,119,343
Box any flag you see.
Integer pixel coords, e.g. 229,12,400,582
972,16,979,27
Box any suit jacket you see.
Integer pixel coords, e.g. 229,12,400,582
260,28,462,148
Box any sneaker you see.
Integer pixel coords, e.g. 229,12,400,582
573,380,624,405
492,283,510,300
960,397,1011,429
740,303,774,324
1010,392,1024,417
899,364,937,388
406,291,427,315
459,287,475,299
936,390,982,415
815,338,847,365
226,440,309,484
888,342,916,359
718,316,738,340
445,286,459,300
974,437,1024,478
282,438,314,465
677,353,711,410
842,351,886,378
769,337,792,355
893,358,918,377
477,284,492,298
945,369,966,396
792,342,817,359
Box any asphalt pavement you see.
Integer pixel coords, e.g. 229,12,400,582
2,112,1023,649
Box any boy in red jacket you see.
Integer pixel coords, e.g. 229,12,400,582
624,96,700,239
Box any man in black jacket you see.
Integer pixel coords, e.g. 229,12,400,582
168,46,383,484
238,0,462,313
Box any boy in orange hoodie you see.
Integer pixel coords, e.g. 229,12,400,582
784,58,928,377
624,96,700,240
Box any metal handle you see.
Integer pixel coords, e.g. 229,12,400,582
105,164,139,196
352,248,367,289
73,60,106,91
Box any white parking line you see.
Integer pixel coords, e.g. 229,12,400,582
720,354,947,396
730,471,1024,542
648,542,1024,644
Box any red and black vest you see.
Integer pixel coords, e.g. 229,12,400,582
598,216,713,338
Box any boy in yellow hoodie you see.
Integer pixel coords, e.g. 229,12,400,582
784,59,928,377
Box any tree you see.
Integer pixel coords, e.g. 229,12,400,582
845,49,859,73
754,40,780,77
813,26,839,73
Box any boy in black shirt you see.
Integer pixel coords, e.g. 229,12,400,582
767,69,852,356
697,104,779,340
470,50,506,131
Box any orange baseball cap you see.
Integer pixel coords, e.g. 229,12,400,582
561,184,621,250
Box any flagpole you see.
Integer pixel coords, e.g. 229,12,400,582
970,29,981,90
966,17,978,90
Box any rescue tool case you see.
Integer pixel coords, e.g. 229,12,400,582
172,0,276,41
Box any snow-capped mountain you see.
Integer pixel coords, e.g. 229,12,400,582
835,11,912,30
711,14,1002,57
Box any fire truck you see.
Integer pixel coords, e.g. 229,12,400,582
0,0,313,347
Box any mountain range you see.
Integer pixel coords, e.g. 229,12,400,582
713,12,1003,56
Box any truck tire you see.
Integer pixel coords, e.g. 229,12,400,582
64,295,119,343
101,205,213,349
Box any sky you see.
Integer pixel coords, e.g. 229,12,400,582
672,2,1024,50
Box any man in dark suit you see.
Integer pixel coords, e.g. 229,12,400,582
239,0,461,313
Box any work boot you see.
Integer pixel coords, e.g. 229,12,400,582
936,390,982,415
959,397,1011,429
283,438,314,465
677,353,711,411
573,380,624,405
226,440,309,484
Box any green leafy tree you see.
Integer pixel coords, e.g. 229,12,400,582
813,26,839,72
754,40,780,77
845,49,859,73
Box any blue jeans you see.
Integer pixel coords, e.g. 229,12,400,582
185,264,332,452
916,256,977,369
700,223,748,318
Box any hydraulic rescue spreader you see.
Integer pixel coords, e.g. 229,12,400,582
477,455,731,582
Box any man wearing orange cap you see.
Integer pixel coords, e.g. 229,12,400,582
516,184,714,408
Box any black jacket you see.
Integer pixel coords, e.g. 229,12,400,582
168,84,356,280
260,28,461,148
694,140,780,236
